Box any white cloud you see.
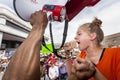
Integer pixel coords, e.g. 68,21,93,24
66,0,120,43
1,0,120,45
45,0,120,44
0,0,14,9
97,2,120,36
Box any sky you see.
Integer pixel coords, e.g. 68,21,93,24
0,0,120,46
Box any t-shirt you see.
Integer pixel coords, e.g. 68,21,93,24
78,48,120,80
59,62,67,74
49,65,59,79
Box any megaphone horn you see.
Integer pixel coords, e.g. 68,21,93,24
13,0,66,22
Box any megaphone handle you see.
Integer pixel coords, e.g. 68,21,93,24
48,14,53,21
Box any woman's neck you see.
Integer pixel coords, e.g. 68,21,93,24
85,45,103,64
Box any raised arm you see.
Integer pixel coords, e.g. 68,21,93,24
2,10,48,80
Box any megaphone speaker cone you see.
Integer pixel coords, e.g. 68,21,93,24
13,0,66,22
13,0,42,22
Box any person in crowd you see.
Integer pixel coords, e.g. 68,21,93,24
49,61,59,80
59,59,68,80
1,57,9,72
40,58,46,77
46,54,57,77
63,18,120,80
2,10,48,80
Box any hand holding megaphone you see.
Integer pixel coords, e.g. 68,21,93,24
13,0,68,59
29,10,48,29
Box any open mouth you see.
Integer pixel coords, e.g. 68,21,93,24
77,42,80,44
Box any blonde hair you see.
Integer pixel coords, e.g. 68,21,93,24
80,18,104,45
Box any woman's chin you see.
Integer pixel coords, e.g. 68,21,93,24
78,46,85,51
78,47,82,51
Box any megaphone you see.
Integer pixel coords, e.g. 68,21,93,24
13,0,66,22
13,0,69,58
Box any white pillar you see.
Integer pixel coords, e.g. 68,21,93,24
0,32,3,48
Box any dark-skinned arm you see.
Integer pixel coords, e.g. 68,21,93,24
2,11,48,80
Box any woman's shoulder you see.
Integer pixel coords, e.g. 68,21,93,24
105,47,120,52
105,47,120,56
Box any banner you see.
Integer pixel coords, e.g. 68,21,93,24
41,44,53,54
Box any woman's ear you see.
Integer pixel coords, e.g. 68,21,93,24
90,32,97,41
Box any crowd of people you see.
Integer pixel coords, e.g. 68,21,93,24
1,10,120,80
0,47,78,80
40,53,71,80
0,50,13,73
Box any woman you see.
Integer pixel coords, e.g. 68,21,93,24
64,18,120,80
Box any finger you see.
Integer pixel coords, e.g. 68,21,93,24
76,57,86,63
76,66,96,79
29,12,35,23
34,11,40,15
43,12,48,19
29,17,34,25
76,71,90,79
38,10,48,20
76,58,90,66
74,61,88,71
74,58,90,71
38,10,46,16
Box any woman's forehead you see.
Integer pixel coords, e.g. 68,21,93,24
77,27,85,32
77,27,90,34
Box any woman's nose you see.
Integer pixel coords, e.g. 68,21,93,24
74,35,77,40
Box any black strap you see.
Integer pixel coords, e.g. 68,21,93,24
42,20,69,59
49,22,63,58
60,20,69,48
99,48,106,61
42,36,52,52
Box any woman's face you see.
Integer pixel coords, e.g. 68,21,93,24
74,27,92,51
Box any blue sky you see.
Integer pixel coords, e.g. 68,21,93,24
0,0,120,45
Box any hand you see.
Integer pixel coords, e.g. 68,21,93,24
29,10,48,29
72,58,96,79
